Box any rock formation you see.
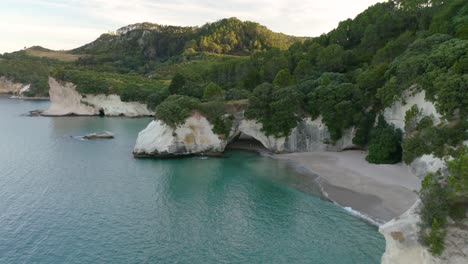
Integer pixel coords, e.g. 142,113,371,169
133,113,357,157
0,77,31,96
42,77,154,117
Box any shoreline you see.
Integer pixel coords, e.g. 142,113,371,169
0,94,49,100
274,151,421,225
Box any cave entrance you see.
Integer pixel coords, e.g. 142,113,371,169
226,132,269,153
98,108,105,117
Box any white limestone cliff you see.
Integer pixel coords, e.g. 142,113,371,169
133,113,357,157
133,113,224,157
379,88,467,264
0,77,31,96
42,77,154,117
383,89,442,132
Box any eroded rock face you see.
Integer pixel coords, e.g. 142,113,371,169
381,201,468,264
42,77,154,117
133,113,225,157
133,113,357,157
383,89,441,132
236,117,356,153
410,154,447,179
380,153,468,264
0,77,31,95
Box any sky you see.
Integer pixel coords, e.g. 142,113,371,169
0,0,382,53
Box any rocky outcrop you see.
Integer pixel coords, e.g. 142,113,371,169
409,154,447,179
42,77,154,117
383,89,441,132
380,151,467,264
0,77,31,96
379,88,468,264
133,113,224,157
381,200,468,264
133,113,357,157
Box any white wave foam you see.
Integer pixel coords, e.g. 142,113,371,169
343,206,384,226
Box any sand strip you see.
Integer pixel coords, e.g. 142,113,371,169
274,151,421,224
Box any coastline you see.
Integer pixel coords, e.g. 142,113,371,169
274,151,421,225
0,94,49,100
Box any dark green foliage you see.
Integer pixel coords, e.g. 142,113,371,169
377,34,468,118
419,171,450,255
0,52,53,96
198,100,232,136
447,149,468,200
419,148,468,256
203,82,224,100
402,120,467,164
273,69,295,88
306,77,364,141
245,83,303,137
366,117,403,164
316,44,346,72
423,218,447,255
352,112,376,147
154,95,200,127
196,18,301,55
53,68,166,104
168,73,187,95
429,0,468,39
225,88,250,100
147,87,170,110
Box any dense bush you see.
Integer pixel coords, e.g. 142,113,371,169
306,78,364,141
402,120,467,164
366,117,403,164
0,53,52,96
419,148,468,255
273,69,295,88
245,83,303,137
225,88,250,100
154,95,200,127
203,82,224,100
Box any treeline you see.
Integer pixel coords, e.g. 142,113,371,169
158,0,467,164
71,18,301,74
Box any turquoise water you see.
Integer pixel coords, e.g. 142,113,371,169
0,98,385,263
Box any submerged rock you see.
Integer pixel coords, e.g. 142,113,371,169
82,131,114,140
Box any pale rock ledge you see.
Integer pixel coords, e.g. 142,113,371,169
42,77,154,117
132,113,357,157
0,76,32,96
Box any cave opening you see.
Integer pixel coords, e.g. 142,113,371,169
98,108,105,117
225,132,269,153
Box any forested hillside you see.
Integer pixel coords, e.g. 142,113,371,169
0,0,466,254
0,0,466,158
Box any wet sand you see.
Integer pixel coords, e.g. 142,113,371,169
275,151,421,224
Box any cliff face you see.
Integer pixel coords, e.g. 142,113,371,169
0,77,31,96
132,113,357,157
133,113,225,157
383,89,442,132
380,90,468,264
42,77,154,117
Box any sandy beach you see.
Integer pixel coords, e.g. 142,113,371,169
275,150,421,224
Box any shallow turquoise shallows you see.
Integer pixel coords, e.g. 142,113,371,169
0,98,385,264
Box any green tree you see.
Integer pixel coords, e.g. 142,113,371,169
245,83,303,137
317,44,346,72
203,82,224,100
155,95,200,127
168,73,187,95
273,69,295,88
366,117,403,164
